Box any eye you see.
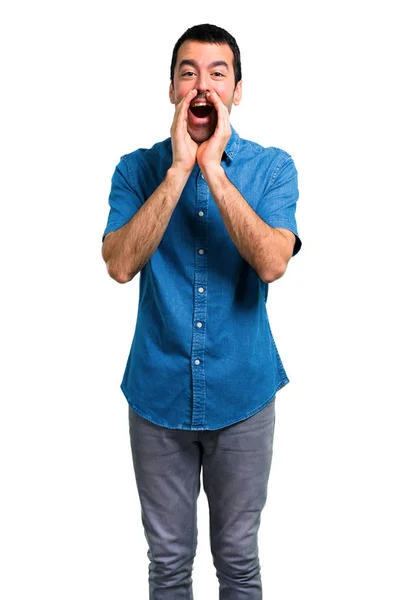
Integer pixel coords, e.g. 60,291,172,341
212,72,224,77
182,71,196,77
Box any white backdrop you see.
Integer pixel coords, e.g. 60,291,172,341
1,0,399,598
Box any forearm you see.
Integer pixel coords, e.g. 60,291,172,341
202,166,288,283
102,167,191,283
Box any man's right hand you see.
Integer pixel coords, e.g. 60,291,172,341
170,89,198,175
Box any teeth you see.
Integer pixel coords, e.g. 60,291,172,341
191,101,210,107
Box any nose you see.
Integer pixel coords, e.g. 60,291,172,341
196,71,210,95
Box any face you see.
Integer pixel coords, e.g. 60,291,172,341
169,40,242,144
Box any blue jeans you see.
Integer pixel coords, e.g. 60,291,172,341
128,397,276,599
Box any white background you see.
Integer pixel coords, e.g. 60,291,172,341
1,0,399,598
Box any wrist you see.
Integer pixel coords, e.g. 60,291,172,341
166,165,193,192
200,164,225,183
168,164,193,179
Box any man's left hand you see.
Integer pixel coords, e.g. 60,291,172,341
197,90,231,175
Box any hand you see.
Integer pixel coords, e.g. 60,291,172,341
170,89,198,175
196,90,231,175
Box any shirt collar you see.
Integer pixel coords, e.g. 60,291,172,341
166,125,240,164
223,125,240,163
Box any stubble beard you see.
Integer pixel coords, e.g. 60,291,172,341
188,126,215,145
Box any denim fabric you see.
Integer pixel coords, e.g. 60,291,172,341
128,396,276,599
103,127,301,430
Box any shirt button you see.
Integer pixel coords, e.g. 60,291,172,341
195,359,200,365
196,322,203,328
198,287,204,293
198,211,204,217
199,249,205,255
200,173,204,179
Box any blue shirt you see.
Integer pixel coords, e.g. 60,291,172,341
102,126,301,430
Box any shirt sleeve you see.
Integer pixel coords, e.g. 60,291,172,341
102,156,143,243
257,153,302,257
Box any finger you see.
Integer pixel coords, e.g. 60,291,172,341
206,89,220,106
176,89,197,117
172,89,196,121
206,90,229,132
180,89,197,122
207,90,227,121
184,88,198,104
173,89,197,134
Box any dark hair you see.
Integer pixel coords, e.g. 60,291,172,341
170,23,242,87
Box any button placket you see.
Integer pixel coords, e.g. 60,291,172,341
190,170,210,428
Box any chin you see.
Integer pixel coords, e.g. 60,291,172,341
189,128,214,144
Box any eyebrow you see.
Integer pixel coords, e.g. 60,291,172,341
178,59,229,71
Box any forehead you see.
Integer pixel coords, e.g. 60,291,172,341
175,40,234,69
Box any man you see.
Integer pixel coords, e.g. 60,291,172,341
102,23,301,600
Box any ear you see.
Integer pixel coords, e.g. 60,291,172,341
169,82,175,104
233,80,242,106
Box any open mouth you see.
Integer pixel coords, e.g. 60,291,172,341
189,104,214,118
